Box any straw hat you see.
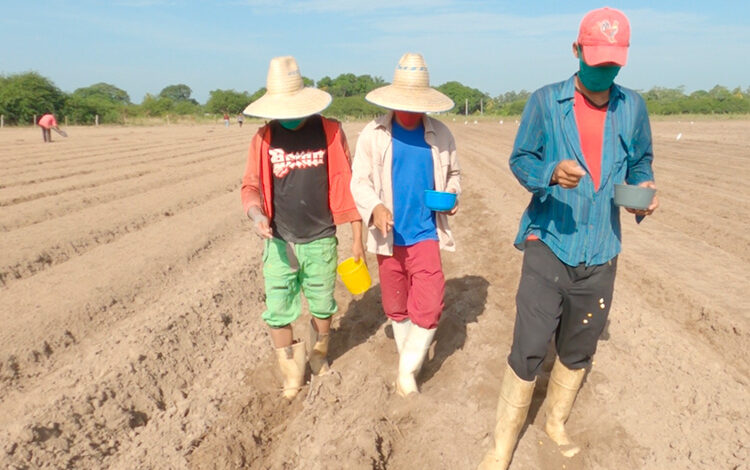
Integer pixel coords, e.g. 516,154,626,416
243,56,332,119
365,53,454,113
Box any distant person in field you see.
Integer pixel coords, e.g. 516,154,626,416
479,8,658,469
38,112,59,143
350,53,460,397
237,113,244,127
240,56,364,400
223,112,230,127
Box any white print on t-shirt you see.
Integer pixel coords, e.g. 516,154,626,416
269,148,326,178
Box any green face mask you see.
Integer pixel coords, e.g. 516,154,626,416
279,118,304,130
578,47,621,92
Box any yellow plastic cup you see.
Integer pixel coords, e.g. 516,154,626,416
337,257,371,295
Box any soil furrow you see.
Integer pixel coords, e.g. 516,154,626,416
1,137,245,181
0,150,242,231
0,192,242,391
0,121,746,470
0,170,240,287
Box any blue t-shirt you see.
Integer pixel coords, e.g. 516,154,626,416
391,121,438,246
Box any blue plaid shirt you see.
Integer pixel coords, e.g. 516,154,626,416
510,75,655,266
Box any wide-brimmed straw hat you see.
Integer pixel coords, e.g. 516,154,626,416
365,53,454,113
243,56,332,119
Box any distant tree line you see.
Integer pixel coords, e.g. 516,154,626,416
0,71,748,125
641,85,750,114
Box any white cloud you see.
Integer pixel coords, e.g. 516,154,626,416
113,0,177,6
376,11,580,36
236,0,457,14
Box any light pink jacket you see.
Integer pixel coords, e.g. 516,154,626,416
38,114,57,129
350,112,461,256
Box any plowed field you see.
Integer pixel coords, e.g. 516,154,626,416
1,119,747,469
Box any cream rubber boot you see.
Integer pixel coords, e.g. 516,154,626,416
396,324,435,397
391,319,412,354
544,357,586,457
308,320,330,375
275,341,306,399
478,363,536,470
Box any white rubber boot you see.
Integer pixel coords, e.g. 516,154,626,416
308,320,330,375
391,319,412,354
478,363,536,469
396,324,435,397
544,357,586,457
275,341,306,399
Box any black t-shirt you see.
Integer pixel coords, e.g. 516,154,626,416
268,115,335,243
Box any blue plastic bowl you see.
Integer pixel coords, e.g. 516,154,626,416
424,190,457,211
614,184,656,210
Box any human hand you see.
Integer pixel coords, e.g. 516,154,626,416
551,160,586,188
444,188,459,216
372,204,394,237
625,181,659,217
247,206,273,238
352,237,365,262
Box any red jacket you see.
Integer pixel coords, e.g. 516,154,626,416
240,116,361,225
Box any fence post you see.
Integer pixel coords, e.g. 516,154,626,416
65,116,68,126
464,99,468,116
33,114,37,126
95,114,99,126
480,98,484,115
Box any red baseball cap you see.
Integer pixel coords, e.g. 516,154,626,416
577,7,630,66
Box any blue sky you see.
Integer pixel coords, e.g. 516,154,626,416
2,1,749,103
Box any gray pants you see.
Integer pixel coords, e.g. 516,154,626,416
508,240,617,381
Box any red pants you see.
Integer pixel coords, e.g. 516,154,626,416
376,240,445,329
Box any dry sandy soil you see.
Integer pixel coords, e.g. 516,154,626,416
0,118,747,470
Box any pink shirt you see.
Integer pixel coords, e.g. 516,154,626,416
574,90,607,191
38,114,57,129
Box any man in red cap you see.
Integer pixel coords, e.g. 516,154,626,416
479,8,658,469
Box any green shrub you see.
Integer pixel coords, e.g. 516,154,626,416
0,72,66,125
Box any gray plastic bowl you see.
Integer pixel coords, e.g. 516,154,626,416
614,184,656,210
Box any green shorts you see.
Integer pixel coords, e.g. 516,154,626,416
261,236,338,328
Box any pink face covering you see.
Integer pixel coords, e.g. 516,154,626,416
394,111,423,128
